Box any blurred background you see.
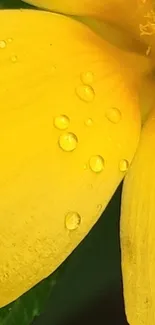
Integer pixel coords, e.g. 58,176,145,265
32,184,129,325
0,1,129,324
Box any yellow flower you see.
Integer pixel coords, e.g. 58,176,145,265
0,1,155,324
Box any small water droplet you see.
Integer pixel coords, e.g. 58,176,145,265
97,204,102,212
81,71,94,85
85,118,93,127
0,40,6,49
7,38,13,43
59,132,78,152
76,84,95,102
51,65,56,73
54,115,70,130
65,211,81,230
105,107,121,124
11,55,18,63
119,159,129,172
84,163,88,170
89,155,104,173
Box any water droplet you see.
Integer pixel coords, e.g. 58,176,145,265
76,84,95,102
85,118,93,127
97,204,102,212
51,65,56,73
65,211,81,230
119,159,129,172
0,40,6,49
89,155,104,173
59,132,78,152
84,163,88,170
11,55,18,63
81,71,94,85
54,115,70,130
105,107,121,124
7,38,13,43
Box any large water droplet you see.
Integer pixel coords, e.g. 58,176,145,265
85,118,93,127
119,159,129,172
105,107,121,124
89,155,104,173
59,132,78,152
54,115,70,130
76,85,95,102
65,211,81,230
81,71,94,85
0,40,6,49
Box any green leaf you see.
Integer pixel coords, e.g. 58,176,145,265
0,0,33,8
0,269,59,325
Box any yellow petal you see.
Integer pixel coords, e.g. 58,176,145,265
75,16,147,55
22,0,154,55
121,105,155,324
0,9,142,307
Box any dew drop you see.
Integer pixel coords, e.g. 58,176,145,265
11,55,18,63
7,38,13,43
85,118,93,127
97,204,102,212
119,159,129,172
89,155,104,173
81,71,94,85
51,65,56,73
54,115,70,130
65,211,81,230
0,40,6,49
59,132,78,152
105,107,121,124
76,84,95,102
84,163,88,170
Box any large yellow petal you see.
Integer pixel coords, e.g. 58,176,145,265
22,0,154,54
0,9,143,307
121,105,155,324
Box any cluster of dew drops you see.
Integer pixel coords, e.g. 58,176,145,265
0,38,18,62
53,70,129,173
53,70,129,231
0,38,129,232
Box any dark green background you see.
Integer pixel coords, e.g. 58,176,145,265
0,2,128,324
